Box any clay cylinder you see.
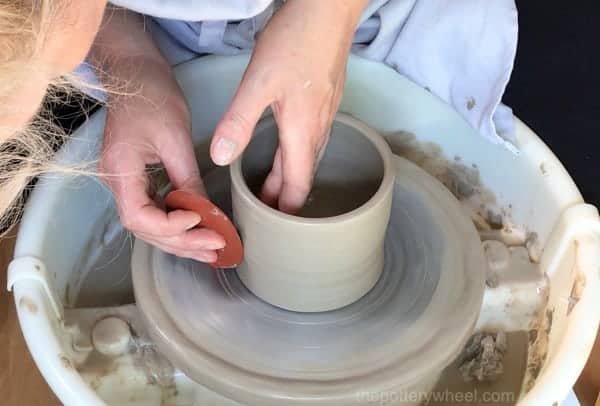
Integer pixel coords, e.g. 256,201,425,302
230,113,394,312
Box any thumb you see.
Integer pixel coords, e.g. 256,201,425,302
211,73,271,166
161,128,205,196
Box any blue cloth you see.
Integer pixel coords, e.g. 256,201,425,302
100,0,519,150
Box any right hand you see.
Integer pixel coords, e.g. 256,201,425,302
209,0,368,214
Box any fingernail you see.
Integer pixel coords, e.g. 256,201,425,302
279,190,305,215
213,137,237,165
206,241,226,250
197,253,217,263
186,214,202,230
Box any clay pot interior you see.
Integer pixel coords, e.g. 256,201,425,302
241,117,385,218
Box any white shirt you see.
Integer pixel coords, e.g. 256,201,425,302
104,0,519,150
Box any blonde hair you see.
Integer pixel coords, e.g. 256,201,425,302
0,1,89,232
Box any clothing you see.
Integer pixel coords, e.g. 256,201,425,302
105,0,519,150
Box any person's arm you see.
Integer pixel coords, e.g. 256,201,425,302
210,0,369,213
91,9,224,262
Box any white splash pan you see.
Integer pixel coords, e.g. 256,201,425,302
7,54,600,405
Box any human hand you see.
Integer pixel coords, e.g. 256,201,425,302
100,61,225,263
210,0,368,213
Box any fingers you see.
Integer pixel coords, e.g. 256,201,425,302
136,227,225,250
259,95,336,214
101,143,199,234
259,147,283,208
145,241,218,263
275,113,321,214
109,168,222,263
210,67,272,166
101,133,218,264
211,53,342,215
136,227,225,262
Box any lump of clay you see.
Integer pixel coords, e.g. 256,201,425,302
459,331,508,382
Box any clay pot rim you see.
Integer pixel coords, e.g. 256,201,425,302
230,113,395,225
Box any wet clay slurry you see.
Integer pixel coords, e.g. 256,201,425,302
427,332,528,406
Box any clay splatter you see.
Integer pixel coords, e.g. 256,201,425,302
388,131,486,202
19,297,38,314
486,273,500,289
528,329,538,344
60,354,74,369
523,306,553,393
525,232,541,263
545,309,553,336
459,331,508,382
387,131,530,245
467,97,476,110
568,272,586,316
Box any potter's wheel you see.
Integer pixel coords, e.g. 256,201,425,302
132,154,485,404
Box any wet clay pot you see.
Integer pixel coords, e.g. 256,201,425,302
230,113,395,312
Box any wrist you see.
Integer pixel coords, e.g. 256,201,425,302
332,0,370,22
284,0,368,24
106,57,187,115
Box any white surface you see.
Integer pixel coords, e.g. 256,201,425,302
563,390,581,406
8,54,600,405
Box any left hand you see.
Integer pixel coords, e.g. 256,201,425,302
100,59,224,263
210,0,368,213
93,9,225,263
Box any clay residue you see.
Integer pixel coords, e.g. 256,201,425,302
525,232,541,264
388,131,515,233
459,331,508,382
389,132,548,266
430,332,525,405
568,240,587,316
77,324,177,400
391,132,551,394
60,354,75,370
160,384,179,406
467,97,476,111
77,352,119,390
545,309,553,335
523,306,553,393
486,272,500,289
486,210,504,230
64,283,70,306
19,297,38,314
132,345,180,405
389,132,482,200
568,272,586,316
133,345,175,388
